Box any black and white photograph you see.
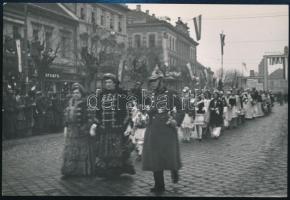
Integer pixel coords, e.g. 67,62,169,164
2,2,288,197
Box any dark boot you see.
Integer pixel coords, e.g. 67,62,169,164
150,171,165,193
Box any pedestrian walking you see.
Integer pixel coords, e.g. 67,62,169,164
229,90,238,128
208,90,224,138
244,89,254,120
180,87,195,143
91,73,135,179
131,105,149,161
142,66,184,194
222,91,232,129
61,83,96,178
194,93,206,141
255,91,264,117
3,86,17,139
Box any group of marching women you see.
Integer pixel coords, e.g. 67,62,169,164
59,69,278,194
179,87,276,142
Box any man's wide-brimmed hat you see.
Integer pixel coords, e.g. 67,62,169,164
148,65,164,81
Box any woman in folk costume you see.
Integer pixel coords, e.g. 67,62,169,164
61,83,96,178
208,90,224,138
251,89,259,118
255,90,264,117
142,66,184,194
194,92,207,140
261,91,269,114
180,86,195,143
203,90,212,136
90,73,135,178
244,89,254,119
131,101,149,161
222,91,232,129
229,90,238,128
235,90,244,125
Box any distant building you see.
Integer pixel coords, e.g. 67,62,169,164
258,48,288,94
126,5,199,90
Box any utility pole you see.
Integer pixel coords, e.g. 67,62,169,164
23,4,29,95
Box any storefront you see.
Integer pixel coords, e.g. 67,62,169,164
43,68,81,96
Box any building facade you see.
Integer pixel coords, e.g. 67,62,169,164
3,3,79,94
62,3,129,91
257,48,288,94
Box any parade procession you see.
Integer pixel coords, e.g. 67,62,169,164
2,3,288,197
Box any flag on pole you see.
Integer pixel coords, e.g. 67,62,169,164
193,15,202,41
220,33,225,55
118,54,127,82
15,39,22,73
203,68,208,83
242,62,247,70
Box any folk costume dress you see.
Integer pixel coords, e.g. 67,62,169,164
244,92,254,119
256,94,264,117
142,87,184,172
94,88,135,177
132,109,149,157
208,97,224,138
193,97,207,140
180,97,195,142
61,97,96,176
222,96,231,128
229,95,238,128
251,92,259,118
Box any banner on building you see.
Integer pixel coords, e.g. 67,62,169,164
186,63,195,81
193,15,202,41
15,39,22,73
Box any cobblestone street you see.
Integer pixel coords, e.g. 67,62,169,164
2,104,288,197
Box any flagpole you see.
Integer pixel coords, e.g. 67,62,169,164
221,52,223,81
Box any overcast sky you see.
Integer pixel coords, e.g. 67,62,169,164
127,4,288,76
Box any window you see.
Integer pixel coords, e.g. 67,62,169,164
13,25,21,39
80,7,85,20
91,12,95,24
33,29,39,40
118,15,122,32
149,34,156,47
134,34,141,48
110,14,114,30
169,36,172,50
45,31,52,49
60,31,71,58
172,38,175,51
128,37,132,48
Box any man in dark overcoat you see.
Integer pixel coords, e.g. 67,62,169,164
142,66,185,194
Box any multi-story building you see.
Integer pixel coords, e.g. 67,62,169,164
62,3,129,91
3,3,79,94
257,48,288,94
3,3,129,94
126,5,199,90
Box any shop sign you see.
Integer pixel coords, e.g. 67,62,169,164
45,73,60,79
